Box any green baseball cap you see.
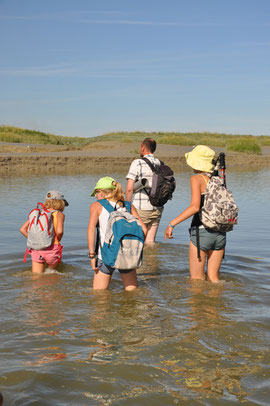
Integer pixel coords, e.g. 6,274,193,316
91,176,116,196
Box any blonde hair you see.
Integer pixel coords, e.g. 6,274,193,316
44,199,65,212
102,181,124,203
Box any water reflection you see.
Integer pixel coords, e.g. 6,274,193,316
22,271,67,366
1,170,270,404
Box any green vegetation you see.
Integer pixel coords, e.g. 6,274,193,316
0,126,91,147
1,126,269,154
227,139,262,154
103,131,267,154
158,132,230,147
257,136,270,146
121,136,133,143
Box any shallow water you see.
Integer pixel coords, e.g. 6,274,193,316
0,170,270,405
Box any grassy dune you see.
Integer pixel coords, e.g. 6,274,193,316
1,126,269,154
103,131,270,155
0,126,91,147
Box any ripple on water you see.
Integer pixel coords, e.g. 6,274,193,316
1,171,270,404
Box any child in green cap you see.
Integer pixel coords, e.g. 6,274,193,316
88,177,147,290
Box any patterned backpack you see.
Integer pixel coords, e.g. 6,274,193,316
200,176,238,232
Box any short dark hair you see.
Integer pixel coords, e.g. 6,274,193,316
142,138,156,153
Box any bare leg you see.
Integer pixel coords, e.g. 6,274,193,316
144,224,159,244
189,241,207,280
206,249,224,283
93,270,112,290
120,269,138,291
32,261,45,274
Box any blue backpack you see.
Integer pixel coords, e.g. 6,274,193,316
98,199,144,270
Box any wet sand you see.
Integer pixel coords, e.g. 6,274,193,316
1,141,270,175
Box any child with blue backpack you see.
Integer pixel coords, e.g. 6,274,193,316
20,190,68,274
87,176,147,291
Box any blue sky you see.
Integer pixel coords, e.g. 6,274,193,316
0,0,269,138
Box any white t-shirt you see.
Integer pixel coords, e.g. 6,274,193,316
126,154,162,210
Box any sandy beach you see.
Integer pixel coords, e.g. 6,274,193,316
1,140,270,175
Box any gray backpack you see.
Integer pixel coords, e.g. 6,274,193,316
27,203,55,250
200,176,238,232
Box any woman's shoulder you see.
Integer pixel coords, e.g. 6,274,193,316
190,173,202,183
191,172,210,181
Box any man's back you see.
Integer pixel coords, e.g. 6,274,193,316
125,137,164,244
126,154,162,210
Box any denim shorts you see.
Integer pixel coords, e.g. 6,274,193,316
190,227,226,251
96,258,134,276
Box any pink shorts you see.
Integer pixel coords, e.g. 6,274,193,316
30,244,63,266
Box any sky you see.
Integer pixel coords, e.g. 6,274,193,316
0,0,270,138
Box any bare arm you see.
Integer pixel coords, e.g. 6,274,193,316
131,204,147,238
125,178,135,202
20,220,29,238
55,212,65,242
87,202,102,270
165,175,202,240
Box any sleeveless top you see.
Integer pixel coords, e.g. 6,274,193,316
190,195,204,228
190,173,210,228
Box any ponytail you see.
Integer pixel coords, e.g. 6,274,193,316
102,181,124,203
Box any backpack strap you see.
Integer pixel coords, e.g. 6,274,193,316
114,200,132,213
37,202,51,213
199,174,209,186
141,157,161,196
94,199,113,255
124,200,131,213
142,157,162,174
97,199,114,213
98,199,132,214
196,226,201,260
23,247,29,263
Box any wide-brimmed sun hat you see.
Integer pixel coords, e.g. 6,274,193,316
185,145,215,173
45,190,69,206
91,176,116,196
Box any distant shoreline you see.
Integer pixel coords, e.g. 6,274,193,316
1,142,270,175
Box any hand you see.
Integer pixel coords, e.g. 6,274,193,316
164,225,173,240
90,258,99,271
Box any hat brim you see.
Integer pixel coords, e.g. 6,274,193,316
63,199,69,206
185,152,214,173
